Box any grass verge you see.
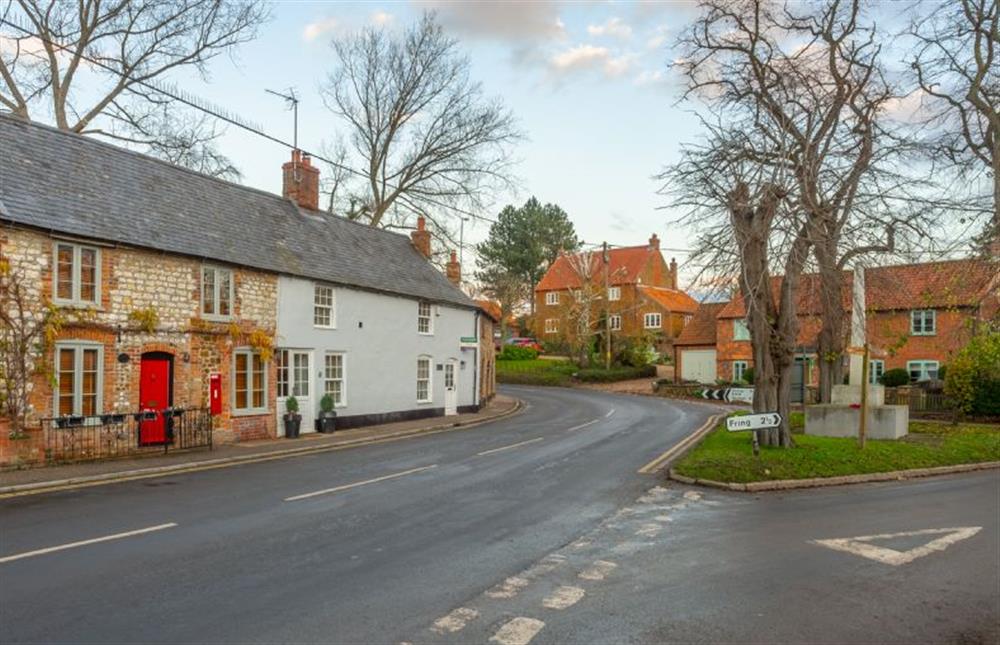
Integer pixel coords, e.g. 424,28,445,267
496,359,655,386
673,419,1000,484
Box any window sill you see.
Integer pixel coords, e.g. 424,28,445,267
418,332,434,336
314,325,337,330
232,408,269,417
54,300,101,310
910,332,937,336
416,399,433,405
202,314,234,323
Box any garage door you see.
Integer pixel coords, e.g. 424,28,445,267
681,349,717,384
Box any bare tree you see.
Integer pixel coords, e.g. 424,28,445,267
320,12,522,234
0,0,268,178
475,268,529,341
908,0,999,248
563,249,602,368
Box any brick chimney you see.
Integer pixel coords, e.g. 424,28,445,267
282,149,320,211
411,215,432,259
446,250,461,286
670,257,678,289
649,233,660,251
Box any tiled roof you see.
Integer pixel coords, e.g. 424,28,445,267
0,115,475,309
475,299,501,322
674,301,728,346
638,285,699,314
535,245,655,291
717,259,997,319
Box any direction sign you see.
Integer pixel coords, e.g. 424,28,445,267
726,388,754,403
726,413,782,432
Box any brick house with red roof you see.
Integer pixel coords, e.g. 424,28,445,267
673,258,998,392
532,234,698,354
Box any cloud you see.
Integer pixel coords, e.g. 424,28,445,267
421,1,565,42
882,89,929,123
634,69,666,86
371,11,394,26
646,24,670,50
548,44,638,80
587,17,632,40
303,17,338,42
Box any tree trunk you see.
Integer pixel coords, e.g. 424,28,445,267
815,240,847,402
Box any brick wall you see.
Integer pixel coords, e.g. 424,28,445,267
2,227,278,448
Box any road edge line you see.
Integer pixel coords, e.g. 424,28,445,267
637,412,724,474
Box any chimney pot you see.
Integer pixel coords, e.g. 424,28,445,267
649,233,660,250
282,149,320,211
411,215,432,258
446,248,461,286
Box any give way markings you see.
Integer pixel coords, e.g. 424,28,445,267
810,526,982,566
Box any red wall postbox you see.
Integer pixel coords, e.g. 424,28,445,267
209,373,222,416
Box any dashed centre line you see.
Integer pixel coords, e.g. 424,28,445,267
604,408,616,418
489,617,546,645
565,419,599,432
476,437,544,457
0,523,177,564
283,465,438,501
542,585,586,610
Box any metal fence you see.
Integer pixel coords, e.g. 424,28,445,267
41,407,213,464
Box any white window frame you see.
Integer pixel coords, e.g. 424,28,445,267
545,292,559,306
869,359,885,385
544,318,558,334
233,348,268,414
609,314,622,331
907,360,939,382
643,312,662,329
313,284,336,328
910,309,936,336
733,360,749,383
53,341,104,417
733,319,751,341
201,265,234,321
418,301,434,335
52,242,101,307
417,356,433,403
607,286,621,302
324,352,346,408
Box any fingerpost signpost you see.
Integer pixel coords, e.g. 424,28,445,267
726,413,783,456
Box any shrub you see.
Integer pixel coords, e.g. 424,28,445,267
575,365,657,382
498,345,539,361
945,328,1000,416
284,396,299,414
320,394,334,413
742,366,755,385
614,337,656,367
497,371,571,386
880,368,910,387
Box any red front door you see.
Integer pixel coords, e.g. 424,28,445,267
139,355,171,445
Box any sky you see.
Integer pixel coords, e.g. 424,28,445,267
165,1,707,280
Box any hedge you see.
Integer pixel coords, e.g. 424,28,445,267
498,345,539,361
575,365,657,382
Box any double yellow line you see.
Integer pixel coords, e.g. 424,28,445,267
638,413,723,474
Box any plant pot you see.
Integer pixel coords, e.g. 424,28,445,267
318,411,337,434
283,414,302,438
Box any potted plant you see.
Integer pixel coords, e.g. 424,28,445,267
318,394,337,433
283,396,301,439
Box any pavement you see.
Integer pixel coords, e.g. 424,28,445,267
0,394,520,491
1,385,996,644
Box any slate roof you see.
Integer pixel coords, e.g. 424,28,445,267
637,285,699,314
674,302,727,346
535,245,657,291
0,115,476,309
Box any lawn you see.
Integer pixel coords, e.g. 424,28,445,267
496,359,577,386
673,418,1000,483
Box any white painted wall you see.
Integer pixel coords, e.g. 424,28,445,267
275,275,479,432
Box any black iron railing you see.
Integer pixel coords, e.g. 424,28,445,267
41,407,212,464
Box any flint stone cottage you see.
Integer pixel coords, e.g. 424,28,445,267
0,115,490,465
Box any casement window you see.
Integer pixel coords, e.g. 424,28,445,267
544,318,558,334
418,301,433,334
201,266,234,320
907,360,939,382
233,349,267,413
609,315,622,331
275,349,309,398
314,285,335,328
54,342,102,416
417,356,432,403
643,312,662,329
607,287,621,301
545,292,559,306
683,314,693,326
53,242,100,306
733,319,751,341
324,353,345,407
869,359,885,385
733,361,749,383
910,309,936,335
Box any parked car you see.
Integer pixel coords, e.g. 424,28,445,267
505,337,544,353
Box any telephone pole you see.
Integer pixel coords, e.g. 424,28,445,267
603,241,611,370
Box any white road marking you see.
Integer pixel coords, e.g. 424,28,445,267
0,523,177,564
284,465,438,501
654,514,673,522
431,607,479,634
578,559,617,581
683,490,702,501
604,408,616,418
565,419,599,432
571,539,592,549
811,527,982,566
636,523,662,537
543,586,586,610
489,617,546,645
476,437,544,457
486,576,530,599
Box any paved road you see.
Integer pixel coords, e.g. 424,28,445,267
2,387,997,644
0,386,715,643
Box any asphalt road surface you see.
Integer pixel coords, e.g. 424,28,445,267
1,386,997,644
